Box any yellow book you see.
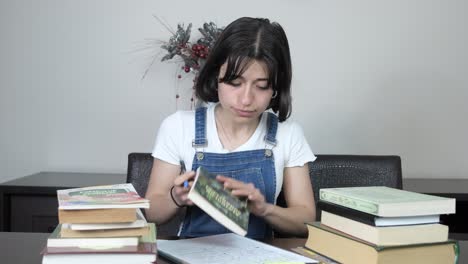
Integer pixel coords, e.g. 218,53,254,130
58,208,137,224
305,222,459,264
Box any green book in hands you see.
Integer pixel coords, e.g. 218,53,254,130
187,166,249,236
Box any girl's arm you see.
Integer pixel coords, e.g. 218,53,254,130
144,158,195,224
218,163,315,237
261,164,316,236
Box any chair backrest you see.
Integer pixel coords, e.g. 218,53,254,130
276,154,403,219
127,153,186,237
127,153,403,236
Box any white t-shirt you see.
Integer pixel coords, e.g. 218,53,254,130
152,103,316,200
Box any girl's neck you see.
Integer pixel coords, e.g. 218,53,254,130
215,105,261,151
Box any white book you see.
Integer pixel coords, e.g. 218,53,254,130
47,224,139,248
42,254,155,264
320,186,455,217
374,214,440,226
321,211,449,246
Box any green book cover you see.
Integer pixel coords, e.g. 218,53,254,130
188,166,249,236
319,186,455,217
57,183,149,209
139,222,157,243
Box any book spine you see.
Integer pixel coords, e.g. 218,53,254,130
319,190,380,215
317,200,376,226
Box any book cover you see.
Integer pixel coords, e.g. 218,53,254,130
321,211,448,246
57,183,149,210
187,166,249,236
317,200,440,226
305,222,459,264
319,186,456,217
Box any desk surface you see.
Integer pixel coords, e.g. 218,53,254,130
1,232,467,264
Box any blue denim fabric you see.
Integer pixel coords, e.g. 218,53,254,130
180,107,278,239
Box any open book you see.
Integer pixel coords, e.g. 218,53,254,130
157,233,316,264
187,166,249,236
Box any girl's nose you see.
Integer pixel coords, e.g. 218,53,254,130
240,86,254,106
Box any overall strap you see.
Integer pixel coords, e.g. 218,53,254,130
192,107,208,147
264,112,278,146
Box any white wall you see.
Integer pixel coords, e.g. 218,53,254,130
1,0,467,182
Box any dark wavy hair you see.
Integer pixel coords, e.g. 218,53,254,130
195,17,292,122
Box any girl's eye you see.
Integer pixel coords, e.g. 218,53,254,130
227,81,242,87
257,85,270,90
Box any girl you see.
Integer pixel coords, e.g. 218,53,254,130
145,17,316,238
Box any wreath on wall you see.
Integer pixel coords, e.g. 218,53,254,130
144,17,224,109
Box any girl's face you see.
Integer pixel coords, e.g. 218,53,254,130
217,60,274,123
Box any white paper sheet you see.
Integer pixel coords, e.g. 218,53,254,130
157,233,317,264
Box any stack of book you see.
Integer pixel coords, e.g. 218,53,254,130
305,186,458,264
41,183,157,264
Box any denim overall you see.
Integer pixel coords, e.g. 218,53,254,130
179,107,278,239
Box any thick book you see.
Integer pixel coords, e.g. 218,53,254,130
317,200,440,226
58,207,137,224
305,222,459,264
42,223,157,264
187,166,249,236
46,223,155,248
60,224,149,238
319,186,456,217
68,209,147,230
321,211,448,246
57,183,149,210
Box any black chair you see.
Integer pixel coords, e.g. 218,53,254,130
275,155,402,221
127,153,403,237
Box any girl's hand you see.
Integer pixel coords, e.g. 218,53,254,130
171,171,196,207
216,175,272,217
